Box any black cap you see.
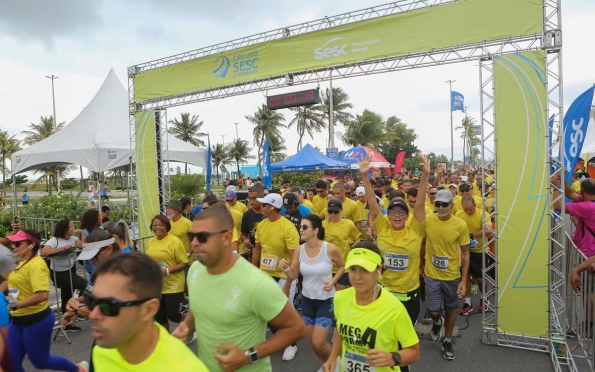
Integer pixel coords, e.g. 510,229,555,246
459,183,471,192
282,193,299,207
387,199,409,213
327,198,343,212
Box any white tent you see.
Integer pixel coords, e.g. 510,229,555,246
11,69,208,174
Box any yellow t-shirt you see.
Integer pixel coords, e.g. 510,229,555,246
312,195,329,215
422,214,470,281
228,201,248,214
228,208,245,254
255,217,299,279
340,198,358,222
573,180,581,193
354,200,370,240
302,199,317,214
146,234,189,294
374,214,424,293
455,208,489,254
381,195,390,209
323,219,360,264
8,256,49,317
169,217,192,257
334,287,419,372
93,322,208,371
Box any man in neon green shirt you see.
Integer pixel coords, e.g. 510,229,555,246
173,207,306,372
90,253,207,371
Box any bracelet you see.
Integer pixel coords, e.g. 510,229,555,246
166,267,170,276
282,267,291,273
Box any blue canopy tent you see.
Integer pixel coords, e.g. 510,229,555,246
270,144,350,172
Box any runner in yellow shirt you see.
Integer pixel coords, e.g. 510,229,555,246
354,187,371,241
226,190,248,214
313,180,330,214
322,242,420,372
90,253,208,371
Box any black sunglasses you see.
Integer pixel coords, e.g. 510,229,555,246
434,202,450,208
328,210,340,214
300,225,312,230
187,230,229,243
84,293,154,317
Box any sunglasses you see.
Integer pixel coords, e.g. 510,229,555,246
187,230,229,243
12,241,27,247
300,225,313,230
83,293,153,317
387,209,407,216
328,210,340,214
434,202,451,208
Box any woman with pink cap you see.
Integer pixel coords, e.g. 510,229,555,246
6,229,88,372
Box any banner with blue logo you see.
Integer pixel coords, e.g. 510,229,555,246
206,135,212,190
451,91,466,113
563,86,594,185
263,138,272,188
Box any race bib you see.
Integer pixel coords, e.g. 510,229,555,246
260,253,278,271
361,220,368,229
432,253,449,270
384,252,409,271
343,351,376,372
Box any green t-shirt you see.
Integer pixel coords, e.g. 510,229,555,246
92,323,208,371
187,257,288,372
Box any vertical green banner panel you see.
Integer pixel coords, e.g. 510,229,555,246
136,111,160,245
494,51,548,337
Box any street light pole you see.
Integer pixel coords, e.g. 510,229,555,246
234,123,239,140
222,135,225,146
46,75,60,191
446,79,456,171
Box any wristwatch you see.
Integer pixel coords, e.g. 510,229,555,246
391,352,401,366
246,347,259,364
10,302,17,311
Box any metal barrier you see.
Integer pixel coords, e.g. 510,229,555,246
565,232,595,370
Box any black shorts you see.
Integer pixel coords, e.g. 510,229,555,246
156,292,183,324
387,287,421,324
469,252,495,279
301,296,334,329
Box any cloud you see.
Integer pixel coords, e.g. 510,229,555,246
0,0,104,46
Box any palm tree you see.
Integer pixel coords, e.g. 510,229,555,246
314,87,354,147
227,139,255,178
245,104,285,172
0,131,21,196
456,116,478,165
267,135,287,163
378,116,419,163
211,143,231,185
21,115,65,145
288,105,326,151
21,115,65,193
341,109,385,147
168,113,208,174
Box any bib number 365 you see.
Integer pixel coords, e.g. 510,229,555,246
343,352,376,372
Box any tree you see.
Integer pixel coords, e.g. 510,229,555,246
0,131,21,196
341,109,385,147
315,87,354,147
245,104,285,172
455,116,478,166
21,115,66,193
211,143,231,185
288,105,326,151
227,139,255,179
377,116,419,164
267,135,287,163
168,113,208,174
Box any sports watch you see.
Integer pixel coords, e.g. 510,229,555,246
246,347,259,364
391,352,401,366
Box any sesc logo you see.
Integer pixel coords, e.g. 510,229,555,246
213,56,230,79
314,37,348,60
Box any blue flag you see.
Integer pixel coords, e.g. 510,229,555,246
263,138,272,188
206,135,212,191
563,86,594,185
451,91,466,113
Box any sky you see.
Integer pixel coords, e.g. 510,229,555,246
1,0,594,177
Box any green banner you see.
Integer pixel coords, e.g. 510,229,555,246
134,0,542,102
494,51,548,337
136,111,160,246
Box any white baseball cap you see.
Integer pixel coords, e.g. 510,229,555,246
77,238,115,261
256,193,283,209
355,186,366,196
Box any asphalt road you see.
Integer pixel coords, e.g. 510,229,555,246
21,290,555,372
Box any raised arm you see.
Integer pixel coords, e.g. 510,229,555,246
415,153,430,224
358,154,380,216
